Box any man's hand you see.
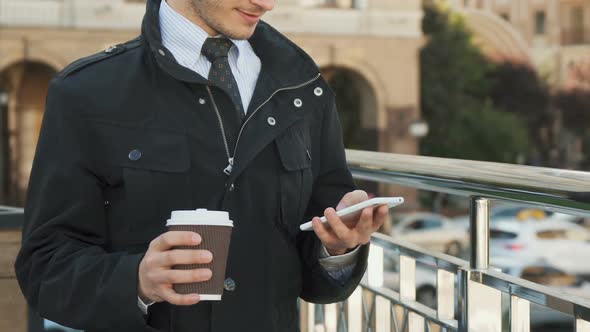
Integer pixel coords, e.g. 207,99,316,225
138,231,213,305
312,190,389,256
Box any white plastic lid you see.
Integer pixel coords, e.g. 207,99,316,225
166,209,233,227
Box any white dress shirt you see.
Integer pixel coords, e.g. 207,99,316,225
138,0,360,314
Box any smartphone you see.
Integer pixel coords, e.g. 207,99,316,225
299,197,404,231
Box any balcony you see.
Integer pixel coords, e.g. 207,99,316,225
561,28,590,45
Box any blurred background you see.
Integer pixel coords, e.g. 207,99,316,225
0,0,589,331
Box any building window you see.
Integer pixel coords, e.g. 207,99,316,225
535,11,546,35
500,12,510,22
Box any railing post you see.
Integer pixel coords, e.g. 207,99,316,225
470,197,490,269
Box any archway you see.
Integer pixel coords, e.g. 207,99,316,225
321,66,379,196
0,61,57,205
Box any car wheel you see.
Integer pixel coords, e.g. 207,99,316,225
444,241,462,257
417,286,437,309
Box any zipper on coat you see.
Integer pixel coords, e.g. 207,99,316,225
205,73,321,176
206,86,234,175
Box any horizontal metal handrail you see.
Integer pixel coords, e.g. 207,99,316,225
476,268,590,320
346,149,590,217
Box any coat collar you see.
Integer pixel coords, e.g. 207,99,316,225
142,0,320,94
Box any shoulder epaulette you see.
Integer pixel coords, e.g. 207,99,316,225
57,37,143,79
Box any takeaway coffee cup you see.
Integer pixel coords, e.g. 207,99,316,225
166,209,233,300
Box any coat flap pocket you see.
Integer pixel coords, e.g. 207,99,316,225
275,121,311,171
91,122,190,173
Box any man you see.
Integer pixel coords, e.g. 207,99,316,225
15,0,389,331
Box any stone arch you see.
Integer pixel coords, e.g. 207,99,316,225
319,65,379,151
0,60,58,205
0,49,66,74
462,8,531,63
316,58,389,131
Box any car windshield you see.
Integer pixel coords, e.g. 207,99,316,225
536,228,590,241
490,229,518,239
406,218,442,231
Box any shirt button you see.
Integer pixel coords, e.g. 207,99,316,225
199,98,206,105
294,98,303,108
314,87,323,96
267,117,276,126
158,49,166,56
228,183,235,192
128,149,142,161
224,278,236,292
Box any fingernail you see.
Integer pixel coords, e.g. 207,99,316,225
336,202,347,211
191,294,200,301
192,234,201,243
203,251,213,261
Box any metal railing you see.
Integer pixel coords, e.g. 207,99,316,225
300,150,590,332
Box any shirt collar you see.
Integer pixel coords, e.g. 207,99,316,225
159,0,247,68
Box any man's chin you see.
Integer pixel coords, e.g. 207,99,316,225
224,25,258,40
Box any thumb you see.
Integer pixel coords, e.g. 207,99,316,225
336,190,368,211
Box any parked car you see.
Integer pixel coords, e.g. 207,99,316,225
391,212,468,257
489,219,590,275
453,203,551,228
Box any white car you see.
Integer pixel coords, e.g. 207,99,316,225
391,213,468,257
453,203,551,228
490,219,590,275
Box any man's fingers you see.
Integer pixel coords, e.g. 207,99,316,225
160,287,201,306
157,249,213,267
372,205,389,232
354,207,374,244
312,217,338,246
153,268,213,284
325,208,358,247
150,231,201,252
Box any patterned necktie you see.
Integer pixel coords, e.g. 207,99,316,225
201,37,244,121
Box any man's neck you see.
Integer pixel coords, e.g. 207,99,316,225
165,0,218,36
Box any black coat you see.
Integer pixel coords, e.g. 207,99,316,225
15,0,369,331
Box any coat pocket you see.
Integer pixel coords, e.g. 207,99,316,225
275,120,313,239
90,122,192,247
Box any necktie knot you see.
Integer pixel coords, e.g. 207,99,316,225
201,37,234,63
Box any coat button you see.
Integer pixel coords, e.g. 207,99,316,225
314,87,323,96
224,278,236,292
228,183,235,192
199,98,206,105
293,98,303,108
128,149,142,161
267,117,276,126
158,49,166,56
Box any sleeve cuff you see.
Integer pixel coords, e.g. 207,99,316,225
318,244,360,272
137,296,155,315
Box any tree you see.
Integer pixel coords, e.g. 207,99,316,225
420,3,529,164
487,62,553,163
554,88,590,168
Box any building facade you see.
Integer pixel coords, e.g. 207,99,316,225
445,0,590,88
